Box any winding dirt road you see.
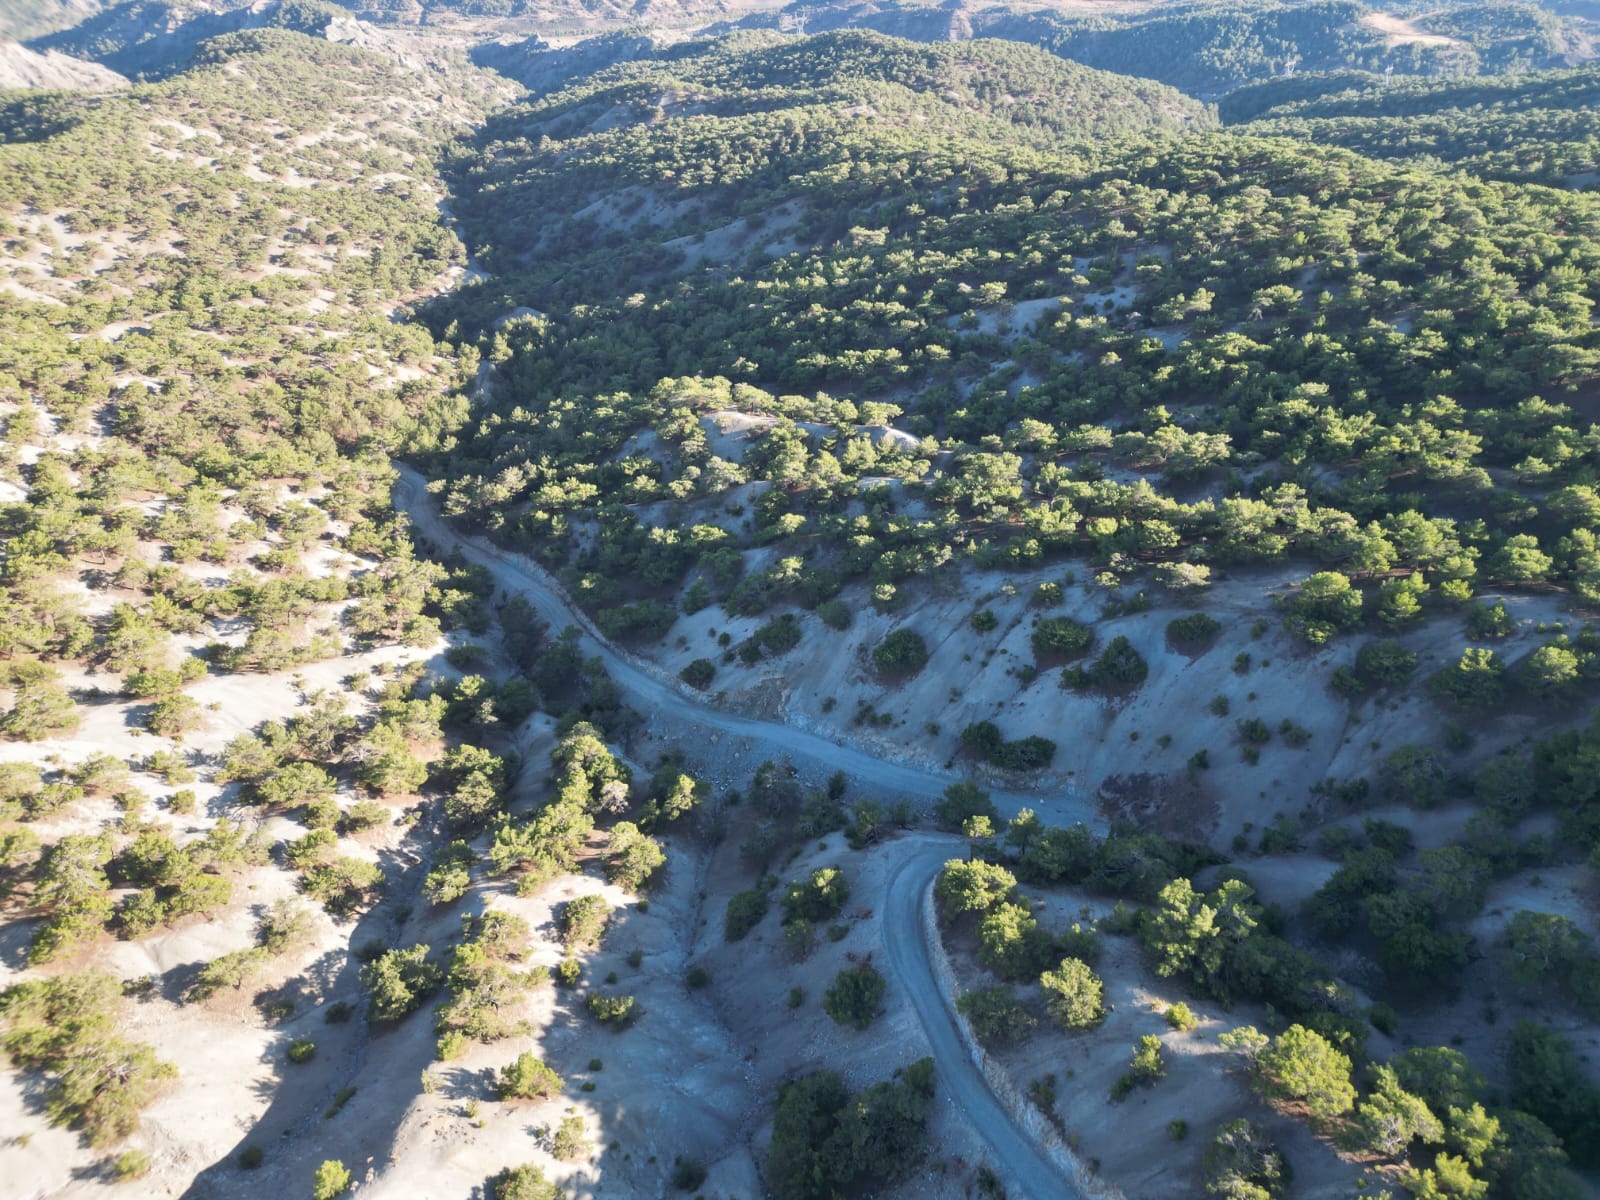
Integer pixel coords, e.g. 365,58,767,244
392,467,1091,1198
885,845,1094,1200
392,467,1094,820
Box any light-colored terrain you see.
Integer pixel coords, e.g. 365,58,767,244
0,39,126,89
1361,11,1465,50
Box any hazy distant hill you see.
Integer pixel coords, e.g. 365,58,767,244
34,0,339,75
721,0,1600,98
1230,63,1600,185
0,0,109,40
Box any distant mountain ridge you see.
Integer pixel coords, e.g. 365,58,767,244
715,0,1600,97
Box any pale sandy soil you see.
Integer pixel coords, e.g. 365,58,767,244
1361,12,1466,49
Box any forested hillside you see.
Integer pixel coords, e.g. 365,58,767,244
417,30,1600,1197
4,6,1600,1200
1231,64,1600,185
0,29,614,1200
434,34,1600,626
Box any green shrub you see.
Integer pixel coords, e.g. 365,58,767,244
1236,717,1271,745
1429,648,1506,711
558,894,610,951
961,723,1055,770
1281,571,1363,644
1031,616,1093,661
497,1051,561,1100
358,944,442,1021
1255,1025,1356,1120
872,628,929,674
823,964,885,1030
781,867,849,923
323,1087,356,1119
815,599,852,630
112,1149,151,1180
239,1145,264,1169
768,1060,934,1200
957,986,1037,1043
1355,639,1418,688
1203,1119,1289,1199
551,1112,586,1159
587,993,643,1028
1041,958,1105,1029
311,1160,351,1200
1090,635,1149,686
991,735,1056,771
1165,1002,1198,1031
287,1037,316,1064
490,1163,561,1200
146,693,203,737
1167,613,1221,651
0,680,79,740
679,658,715,688
752,614,802,655
1465,600,1514,640
1111,1035,1166,1100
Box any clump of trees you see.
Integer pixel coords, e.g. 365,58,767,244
436,910,539,1059
0,972,175,1146
1204,1118,1289,1199
767,1059,935,1200
360,944,442,1022
959,722,1057,770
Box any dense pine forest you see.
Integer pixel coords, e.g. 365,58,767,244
1,3,1599,1200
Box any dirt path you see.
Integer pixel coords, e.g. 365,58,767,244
391,468,1087,1197
391,467,1096,824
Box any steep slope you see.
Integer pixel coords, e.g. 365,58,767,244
0,37,127,87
